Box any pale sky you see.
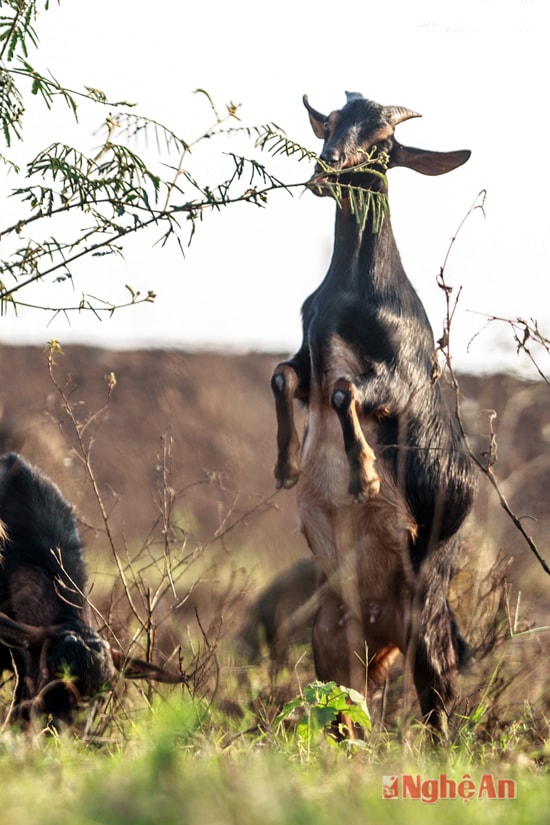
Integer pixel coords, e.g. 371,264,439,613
1,0,547,376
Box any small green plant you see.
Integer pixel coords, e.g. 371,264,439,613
275,680,371,745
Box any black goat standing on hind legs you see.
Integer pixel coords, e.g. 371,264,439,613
271,92,476,737
0,452,184,731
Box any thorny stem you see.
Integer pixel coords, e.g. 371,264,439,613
162,92,240,212
435,190,550,576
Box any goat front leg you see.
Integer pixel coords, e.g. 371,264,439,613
271,362,305,489
331,378,380,502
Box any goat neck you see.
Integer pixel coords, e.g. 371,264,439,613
326,199,404,299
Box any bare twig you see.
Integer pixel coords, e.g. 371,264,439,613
41,346,276,716
468,313,550,385
435,192,550,576
46,342,147,623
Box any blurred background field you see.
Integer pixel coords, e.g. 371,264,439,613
0,344,548,733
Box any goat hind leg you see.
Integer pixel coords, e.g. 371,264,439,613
409,610,461,737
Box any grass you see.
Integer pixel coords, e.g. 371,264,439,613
0,697,548,825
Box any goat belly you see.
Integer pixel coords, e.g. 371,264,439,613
297,418,415,654
297,484,412,585
299,492,411,653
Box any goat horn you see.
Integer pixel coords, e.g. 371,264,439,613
345,91,364,103
110,647,185,684
383,106,422,126
303,94,327,122
0,611,53,649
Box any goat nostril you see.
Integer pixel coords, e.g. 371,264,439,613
320,151,340,168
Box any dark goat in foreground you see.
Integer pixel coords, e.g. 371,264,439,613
271,93,476,734
0,452,182,729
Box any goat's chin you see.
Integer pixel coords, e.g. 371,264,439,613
306,176,332,198
307,172,384,200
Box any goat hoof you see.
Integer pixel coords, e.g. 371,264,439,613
274,468,300,490
275,477,299,490
272,373,285,394
350,475,380,502
332,389,349,410
368,477,381,497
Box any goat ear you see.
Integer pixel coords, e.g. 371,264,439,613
303,95,327,140
390,142,471,175
0,611,49,649
110,647,184,684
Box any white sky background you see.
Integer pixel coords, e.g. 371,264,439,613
1,0,548,376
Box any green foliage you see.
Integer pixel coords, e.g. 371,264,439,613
0,697,548,825
0,3,307,319
310,147,391,232
0,2,392,322
254,122,318,161
276,680,371,744
1,1,66,144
